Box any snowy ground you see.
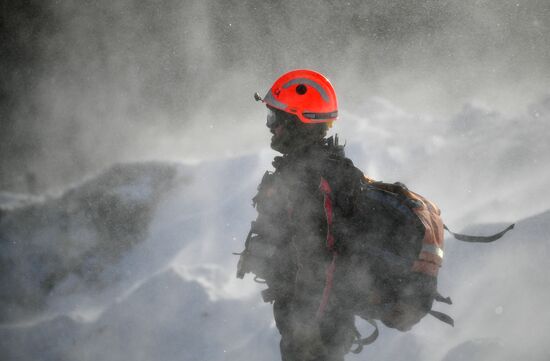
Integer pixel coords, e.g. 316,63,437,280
1,96,549,361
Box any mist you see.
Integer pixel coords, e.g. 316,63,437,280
1,1,550,361
2,0,549,191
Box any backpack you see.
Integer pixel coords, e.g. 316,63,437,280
328,175,515,353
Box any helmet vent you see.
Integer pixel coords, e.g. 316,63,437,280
295,84,307,95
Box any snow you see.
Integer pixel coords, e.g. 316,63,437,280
1,96,550,360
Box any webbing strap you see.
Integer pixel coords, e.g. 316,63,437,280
428,310,454,327
351,319,379,354
444,223,515,243
434,291,453,305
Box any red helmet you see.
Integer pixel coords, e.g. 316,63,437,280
256,69,338,124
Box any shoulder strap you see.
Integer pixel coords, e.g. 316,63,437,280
428,310,454,327
444,223,515,243
351,319,379,354
316,177,338,319
434,291,453,305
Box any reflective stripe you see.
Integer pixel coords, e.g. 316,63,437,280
421,243,444,259
282,78,330,103
263,89,288,109
303,111,338,120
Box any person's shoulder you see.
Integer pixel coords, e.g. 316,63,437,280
320,136,362,180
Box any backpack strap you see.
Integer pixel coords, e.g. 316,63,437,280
434,291,453,305
428,310,454,327
351,319,379,354
444,224,515,243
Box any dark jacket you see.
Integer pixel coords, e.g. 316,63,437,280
238,137,363,310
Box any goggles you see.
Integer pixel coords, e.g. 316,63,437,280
266,108,286,129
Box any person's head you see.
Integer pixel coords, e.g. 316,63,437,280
265,105,329,153
255,69,338,154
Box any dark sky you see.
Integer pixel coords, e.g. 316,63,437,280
1,0,549,191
